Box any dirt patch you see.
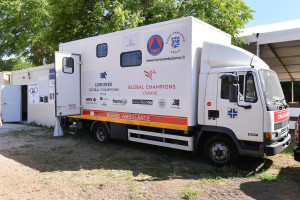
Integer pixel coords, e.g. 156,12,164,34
0,124,299,199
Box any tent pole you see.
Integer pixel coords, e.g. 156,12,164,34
292,81,294,103
256,33,260,57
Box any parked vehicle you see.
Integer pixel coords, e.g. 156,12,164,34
55,17,290,166
294,116,300,162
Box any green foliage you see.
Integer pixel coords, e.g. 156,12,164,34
281,81,300,103
0,0,254,67
0,0,52,66
0,58,34,71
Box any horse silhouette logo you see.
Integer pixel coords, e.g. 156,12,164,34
100,71,107,79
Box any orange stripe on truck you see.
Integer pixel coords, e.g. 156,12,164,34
70,109,188,131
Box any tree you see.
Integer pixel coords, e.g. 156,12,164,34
0,0,51,66
0,58,34,71
0,0,254,68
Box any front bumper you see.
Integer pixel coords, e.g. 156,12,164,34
294,145,300,162
265,134,291,155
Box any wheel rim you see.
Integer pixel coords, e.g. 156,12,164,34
95,127,106,142
209,142,230,164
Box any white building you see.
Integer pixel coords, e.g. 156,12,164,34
0,64,56,127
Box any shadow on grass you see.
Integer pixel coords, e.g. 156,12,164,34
240,166,300,200
0,128,277,181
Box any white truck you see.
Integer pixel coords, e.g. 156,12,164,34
55,16,291,166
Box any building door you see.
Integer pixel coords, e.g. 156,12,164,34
1,85,22,122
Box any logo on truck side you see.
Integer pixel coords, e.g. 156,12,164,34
132,99,153,105
227,108,238,119
100,71,107,79
166,31,186,54
112,98,128,106
144,70,156,80
147,35,164,56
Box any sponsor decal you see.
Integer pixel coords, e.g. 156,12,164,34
132,99,153,105
227,108,238,119
100,97,109,101
68,104,76,110
101,102,107,106
147,35,164,56
172,99,180,106
144,70,156,80
166,31,186,54
128,83,176,96
158,99,166,109
112,98,128,106
100,71,107,79
146,56,185,62
89,82,119,92
170,99,181,109
274,109,289,122
86,97,97,104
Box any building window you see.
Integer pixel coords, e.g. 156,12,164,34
97,43,108,58
62,57,74,74
121,51,142,67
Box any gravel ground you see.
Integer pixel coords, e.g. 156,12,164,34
0,123,37,134
0,123,299,200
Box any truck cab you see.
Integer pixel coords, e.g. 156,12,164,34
198,42,291,165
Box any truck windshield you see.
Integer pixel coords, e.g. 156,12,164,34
259,70,287,111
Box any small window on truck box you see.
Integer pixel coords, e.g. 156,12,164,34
62,57,74,74
121,50,142,67
97,43,108,58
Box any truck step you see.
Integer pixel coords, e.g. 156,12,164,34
128,129,194,151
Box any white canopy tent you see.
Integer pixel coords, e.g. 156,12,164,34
239,19,300,102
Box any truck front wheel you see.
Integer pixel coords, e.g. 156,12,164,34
203,136,238,167
92,123,110,143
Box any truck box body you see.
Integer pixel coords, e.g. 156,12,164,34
58,17,231,130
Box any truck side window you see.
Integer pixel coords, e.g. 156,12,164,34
62,57,74,74
221,76,229,99
96,43,108,57
245,74,257,102
239,75,244,101
121,50,142,67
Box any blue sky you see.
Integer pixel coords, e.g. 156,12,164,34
244,0,300,28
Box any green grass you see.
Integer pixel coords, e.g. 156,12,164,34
181,187,198,199
282,130,295,157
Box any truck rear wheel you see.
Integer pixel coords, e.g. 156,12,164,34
92,123,110,143
203,136,238,167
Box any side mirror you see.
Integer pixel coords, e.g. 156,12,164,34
229,75,238,84
229,84,238,103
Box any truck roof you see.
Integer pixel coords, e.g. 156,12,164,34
59,16,230,48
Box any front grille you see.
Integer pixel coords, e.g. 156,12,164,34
274,119,289,130
281,127,288,136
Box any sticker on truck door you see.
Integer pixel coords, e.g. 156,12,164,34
227,108,238,119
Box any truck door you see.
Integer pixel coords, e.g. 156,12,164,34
1,85,22,122
216,72,264,142
55,52,81,117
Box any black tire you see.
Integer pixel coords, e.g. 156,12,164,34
92,123,110,143
203,136,238,167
